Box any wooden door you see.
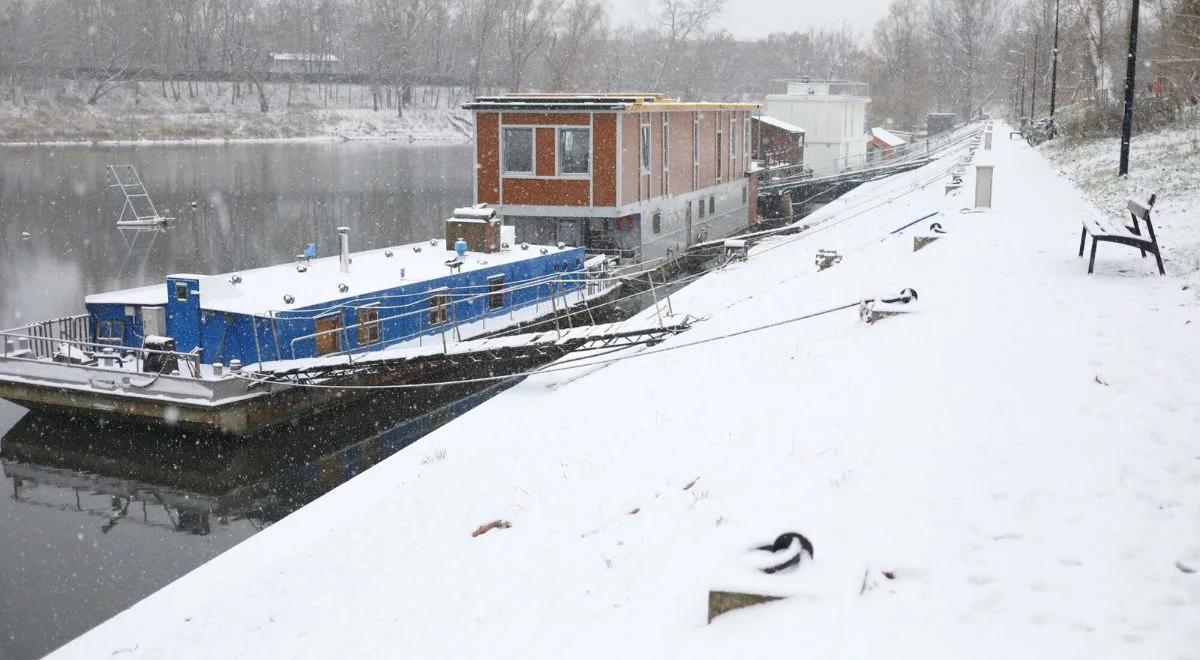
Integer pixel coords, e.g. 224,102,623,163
315,315,341,356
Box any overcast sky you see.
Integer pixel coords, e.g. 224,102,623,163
605,0,894,39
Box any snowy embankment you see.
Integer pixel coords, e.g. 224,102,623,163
1039,122,1200,292
0,81,472,144
49,126,1200,659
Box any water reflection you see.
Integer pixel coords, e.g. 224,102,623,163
2,380,513,538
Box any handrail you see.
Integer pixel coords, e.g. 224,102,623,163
0,330,203,378
285,267,603,360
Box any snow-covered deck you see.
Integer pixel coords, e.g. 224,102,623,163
49,126,1200,659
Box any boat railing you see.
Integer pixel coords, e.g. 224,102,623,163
1,327,204,379
0,314,91,360
286,264,612,362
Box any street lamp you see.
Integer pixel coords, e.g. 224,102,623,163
1050,0,1060,117
1119,0,1142,176
1019,28,1040,118
1008,49,1027,121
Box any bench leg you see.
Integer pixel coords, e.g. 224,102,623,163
1079,227,1087,257
1131,217,1146,257
1146,219,1165,275
1152,247,1165,275
1088,237,1098,274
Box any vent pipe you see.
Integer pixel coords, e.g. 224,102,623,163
337,226,350,273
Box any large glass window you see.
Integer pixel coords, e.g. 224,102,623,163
502,127,533,174
558,128,590,175
640,124,651,173
487,275,506,310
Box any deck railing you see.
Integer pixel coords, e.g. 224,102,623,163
284,264,614,363
0,314,91,360
1,325,203,379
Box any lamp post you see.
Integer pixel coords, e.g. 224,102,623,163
1119,0,1141,176
1050,0,1060,117
1009,49,1027,121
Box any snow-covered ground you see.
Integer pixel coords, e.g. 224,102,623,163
0,80,472,144
47,126,1200,659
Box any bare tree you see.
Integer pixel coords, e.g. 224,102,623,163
501,0,561,92
651,0,725,90
544,0,606,91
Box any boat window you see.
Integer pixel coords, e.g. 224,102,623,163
487,275,506,310
652,211,661,235
699,197,706,219
640,124,651,174
174,282,189,302
502,127,533,175
428,290,449,326
557,128,590,176
357,307,380,345
98,320,124,342
716,131,723,181
314,314,341,356
661,118,670,194
742,185,748,205
709,196,716,215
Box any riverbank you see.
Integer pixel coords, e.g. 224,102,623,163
0,80,472,144
48,128,1200,658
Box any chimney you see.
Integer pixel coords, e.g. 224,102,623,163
337,226,350,273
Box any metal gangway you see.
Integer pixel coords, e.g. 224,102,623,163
107,165,174,275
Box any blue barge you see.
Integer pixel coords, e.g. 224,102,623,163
0,212,621,434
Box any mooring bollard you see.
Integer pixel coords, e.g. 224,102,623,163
975,161,995,209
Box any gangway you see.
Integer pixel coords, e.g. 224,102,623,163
248,317,693,387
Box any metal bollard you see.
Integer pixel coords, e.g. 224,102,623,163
975,163,995,209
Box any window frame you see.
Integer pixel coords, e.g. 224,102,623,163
698,196,706,219
730,118,737,163
716,130,723,182
487,275,506,311
709,196,716,216
692,113,699,190
556,126,591,177
652,210,662,235
640,123,652,175
501,126,535,176
356,305,381,346
174,282,189,302
661,114,670,195
428,288,450,327
98,319,125,343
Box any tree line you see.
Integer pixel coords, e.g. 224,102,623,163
0,0,1195,131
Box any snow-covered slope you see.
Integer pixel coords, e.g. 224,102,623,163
48,126,1200,659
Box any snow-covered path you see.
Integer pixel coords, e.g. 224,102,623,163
48,128,1200,659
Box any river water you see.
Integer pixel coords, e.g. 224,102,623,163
0,141,480,660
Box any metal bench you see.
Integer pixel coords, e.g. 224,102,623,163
1078,188,1164,275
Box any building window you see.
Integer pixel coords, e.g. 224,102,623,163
716,132,723,181
98,320,124,342
698,197,706,219
502,127,533,175
487,275,505,310
745,117,752,167
730,118,737,162
709,196,716,215
686,201,692,224
692,114,699,189
640,124,651,174
652,211,662,235
428,290,449,326
662,118,670,194
174,282,189,302
557,127,590,175
742,185,748,204
357,307,380,345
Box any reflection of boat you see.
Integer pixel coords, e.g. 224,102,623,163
1,380,515,535
0,208,623,434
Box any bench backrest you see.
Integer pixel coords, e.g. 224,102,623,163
1127,187,1157,221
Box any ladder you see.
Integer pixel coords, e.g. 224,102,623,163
107,165,173,275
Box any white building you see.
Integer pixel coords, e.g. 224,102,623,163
764,80,871,176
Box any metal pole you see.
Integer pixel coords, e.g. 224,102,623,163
1030,32,1039,118
1019,57,1027,120
1119,0,1141,176
1050,0,1060,117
